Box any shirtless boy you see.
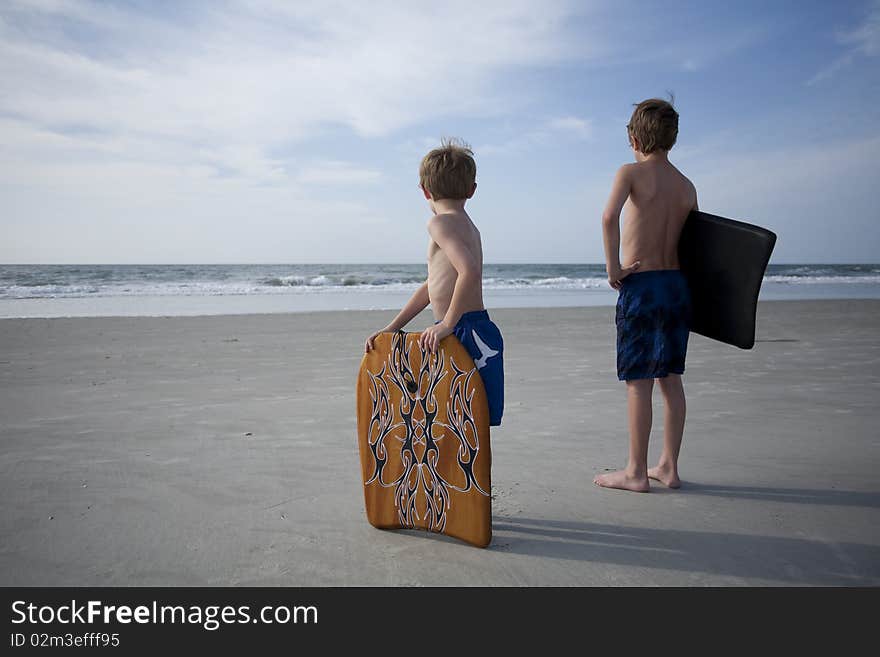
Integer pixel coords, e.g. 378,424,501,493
364,139,504,427
594,98,698,492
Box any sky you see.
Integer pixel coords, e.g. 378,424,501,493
1,0,879,264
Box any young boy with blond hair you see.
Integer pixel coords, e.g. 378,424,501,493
595,98,697,492
364,139,504,426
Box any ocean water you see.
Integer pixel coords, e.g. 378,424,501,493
0,263,878,318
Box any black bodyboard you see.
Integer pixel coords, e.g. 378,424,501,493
678,210,777,349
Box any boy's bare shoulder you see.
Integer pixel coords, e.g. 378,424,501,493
615,162,649,186
427,211,468,231
682,170,696,190
616,162,639,177
675,167,698,199
426,212,448,230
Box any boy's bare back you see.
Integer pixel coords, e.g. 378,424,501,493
427,210,484,322
621,159,697,272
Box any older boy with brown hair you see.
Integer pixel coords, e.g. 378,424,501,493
594,98,697,492
364,139,504,427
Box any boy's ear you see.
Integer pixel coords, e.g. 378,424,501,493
421,185,432,200
467,182,477,199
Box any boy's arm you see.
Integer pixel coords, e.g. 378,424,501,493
418,218,480,353
602,165,640,290
364,282,429,352
384,282,430,332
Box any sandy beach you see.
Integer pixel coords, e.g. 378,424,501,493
1,299,878,586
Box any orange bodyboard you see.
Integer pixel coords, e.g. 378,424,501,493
356,331,492,548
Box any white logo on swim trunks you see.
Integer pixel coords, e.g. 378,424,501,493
471,330,499,370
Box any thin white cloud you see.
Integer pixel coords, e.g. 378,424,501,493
0,0,592,184
673,26,768,72
547,116,593,139
609,21,768,73
844,0,880,55
478,115,593,155
296,161,382,185
808,0,880,85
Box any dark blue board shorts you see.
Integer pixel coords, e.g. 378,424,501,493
616,270,691,381
438,310,504,426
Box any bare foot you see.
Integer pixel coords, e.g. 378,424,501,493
593,470,650,493
648,465,681,489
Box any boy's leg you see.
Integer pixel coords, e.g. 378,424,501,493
649,374,685,488
594,378,653,492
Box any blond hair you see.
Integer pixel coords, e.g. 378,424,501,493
419,137,476,200
627,98,679,154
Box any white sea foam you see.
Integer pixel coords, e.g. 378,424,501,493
765,275,880,284
2,264,879,300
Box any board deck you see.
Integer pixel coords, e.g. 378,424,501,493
356,331,492,548
678,210,777,349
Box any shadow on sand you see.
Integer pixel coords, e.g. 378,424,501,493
492,516,880,585
677,483,880,508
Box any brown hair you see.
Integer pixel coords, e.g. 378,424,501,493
627,98,679,153
419,138,476,200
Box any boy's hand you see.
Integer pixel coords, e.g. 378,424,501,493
608,261,641,290
365,329,389,353
419,322,453,354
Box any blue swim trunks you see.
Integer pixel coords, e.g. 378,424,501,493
439,310,504,426
616,270,691,381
